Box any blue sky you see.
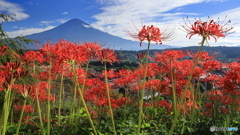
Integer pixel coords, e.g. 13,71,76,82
1,0,240,47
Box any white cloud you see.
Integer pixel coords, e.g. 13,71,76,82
0,0,29,21
40,19,69,25
40,21,54,25
91,0,239,48
62,12,68,15
6,18,70,38
6,26,55,38
57,19,69,23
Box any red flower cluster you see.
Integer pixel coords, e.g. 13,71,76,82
14,105,34,113
0,62,28,90
127,24,175,46
29,82,55,102
22,51,45,65
182,17,233,42
1,37,239,126
0,46,7,56
96,48,117,65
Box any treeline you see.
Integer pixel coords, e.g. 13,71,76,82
115,46,240,62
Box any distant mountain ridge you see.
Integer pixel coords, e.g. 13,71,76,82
25,18,179,50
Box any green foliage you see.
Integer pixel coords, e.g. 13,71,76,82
115,46,240,63
0,13,36,53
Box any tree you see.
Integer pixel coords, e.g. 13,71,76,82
0,13,36,64
0,13,37,50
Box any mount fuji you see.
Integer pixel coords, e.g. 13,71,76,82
24,18,178,50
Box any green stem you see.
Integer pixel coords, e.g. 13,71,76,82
137,41,151,134
77,81,98,135
58,64,64,133
69,63,77,133
169,37,206,135
168,61,178,135
81,59,90,92
104,62,117,135
0,78,14,135
16,98,27,135
35,84,45,135
47,60,52,135
70,77,77,124
0,90,11,135
170,60,177,116
181,37,206,104
75,60,90,129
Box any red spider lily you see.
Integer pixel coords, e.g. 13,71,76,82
172,60,193,72
80,42,102,59
228,62,240,73
192,66,205,78
219,95,233,105
182,17,233,42
22,116,35,125
134,63,160,78
84,78,102,87
100,69,119,79
202,60,221,71
39,42,56,58
29,81,55,102
12,84,32,98
221,62,240,94
205,74,221,86
136,52,146,63
49,62,73,77
187,51,213,61
96,97,127,109
154,50,186,64
77,68,86,84
114,69,138,88
38,71,56,80
14,105,34,113
145,79,161,91
2,61,21,71
96,48,118,65
177,100,199,115
180,90,194,100
134,79,171,95
222,79,237,93
0,62,28,90
84,81,107,101
145,79,171,94
206,90,223,96
127,24,175,46
111,97,127,109
0,70,5,91
155,100,172,112
40,40,90,64
162,50,185,60
137,52,146,60
0,46,7,56
22,51,45,65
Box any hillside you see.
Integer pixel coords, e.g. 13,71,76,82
116,46,240,62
